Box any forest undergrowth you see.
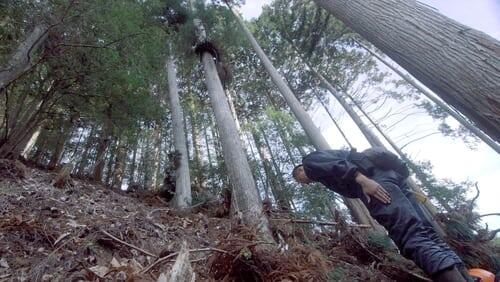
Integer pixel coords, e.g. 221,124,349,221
0,160,431,282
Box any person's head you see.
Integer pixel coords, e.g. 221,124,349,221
292,164,313,184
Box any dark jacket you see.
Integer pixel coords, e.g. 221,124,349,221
302,150,363,198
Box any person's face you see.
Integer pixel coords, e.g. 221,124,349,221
294,166,313,184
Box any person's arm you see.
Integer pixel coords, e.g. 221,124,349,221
302,150,359,182
355,172,391,204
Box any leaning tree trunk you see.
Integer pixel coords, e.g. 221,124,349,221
230,6,382,232
166,54,192,208
298,51,445,236
21,122,44,159
0,23,48,91
313,0,500,143
356,41,500,154
191,3,274,242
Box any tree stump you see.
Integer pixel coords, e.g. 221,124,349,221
166,241,195,282
51,163,74,188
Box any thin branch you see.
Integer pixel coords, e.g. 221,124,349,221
100,229,157,258
399,132,440,150
270,218,371,228
475,213,500,218
57,32,146,49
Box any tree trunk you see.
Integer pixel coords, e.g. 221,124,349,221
166,55,192,208
231,7,381,232
253,128,292,211
356,41,500,154
314,0,500,142
104,139,116,186
191,3,274,242
146,122,162,191
112,144,127,190
303,54,446,236
188,98,205,191
92,121,112,182
77,127,95,176
21,123,44,159
0,23,48,91
129,135,139,184
48,120,73,170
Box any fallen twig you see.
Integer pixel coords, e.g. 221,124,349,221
140,247,230,274
270,218,371,228
100,229,157,258
146,208,170,219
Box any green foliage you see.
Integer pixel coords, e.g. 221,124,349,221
367,231,393,252
328,266,346,281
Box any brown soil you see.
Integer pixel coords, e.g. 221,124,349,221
0,164,429,281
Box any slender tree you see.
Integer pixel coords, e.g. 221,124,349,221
166,53,192,208
191,1,274,242
230,6,382,232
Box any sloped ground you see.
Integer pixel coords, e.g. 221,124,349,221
0,161,428,281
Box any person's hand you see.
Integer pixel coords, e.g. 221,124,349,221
355,173,391,204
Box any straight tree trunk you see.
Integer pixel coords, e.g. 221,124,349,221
356,41,500,154
253,128,292,211
230,7,381,232
92,121,112,182
191,3,274,242
76,127,95,176
112,145,127,190
0,23,48,91
313,0,500,142
48,120,73,169
129,135,139,184
104,139,116,186
166,54,192,208
188,98,205,190
147,122,162,191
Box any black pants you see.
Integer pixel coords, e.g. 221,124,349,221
359,169,463,275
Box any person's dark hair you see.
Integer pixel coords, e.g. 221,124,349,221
292,164,304,179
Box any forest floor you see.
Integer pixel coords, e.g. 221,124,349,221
0,160,430,282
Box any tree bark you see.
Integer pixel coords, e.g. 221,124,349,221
191,2,274,242
166,55,192,208
314,0,500,142
231,7,381,232
0,23,49,91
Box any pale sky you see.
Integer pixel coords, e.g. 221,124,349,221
240,1,500,229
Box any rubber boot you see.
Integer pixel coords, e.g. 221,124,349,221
435,266,467,282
